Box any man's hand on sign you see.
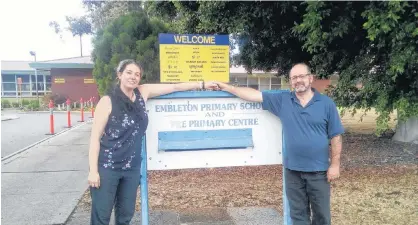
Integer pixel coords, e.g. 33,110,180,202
203,81,220,90
211,81,229,91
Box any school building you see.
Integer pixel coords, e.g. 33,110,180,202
1,56,98,103
1,56,335,102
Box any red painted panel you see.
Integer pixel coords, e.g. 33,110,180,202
50,68,99,102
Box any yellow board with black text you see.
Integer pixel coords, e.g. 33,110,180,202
54,78,65,84
159,34,230,83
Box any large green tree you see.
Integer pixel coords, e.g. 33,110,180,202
294,1,418,141
91,10,169,95
147,1,418,141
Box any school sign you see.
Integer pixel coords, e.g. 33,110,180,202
139,34,292,225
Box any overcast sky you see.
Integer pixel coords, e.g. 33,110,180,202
0,0,93,62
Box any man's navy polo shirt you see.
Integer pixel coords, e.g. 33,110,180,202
261,89,344,172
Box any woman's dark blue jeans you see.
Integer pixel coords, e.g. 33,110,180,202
90,166,141,225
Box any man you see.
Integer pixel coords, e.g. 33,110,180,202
214,63,344,225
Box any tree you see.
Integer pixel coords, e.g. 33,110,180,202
148,1,418,142
49,16,92,56
82,0,142,32
294,1,418,142
91,10,169,96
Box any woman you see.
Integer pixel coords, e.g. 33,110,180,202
88,59,217,225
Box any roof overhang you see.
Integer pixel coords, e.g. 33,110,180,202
29,62,94,69
1,70,50,75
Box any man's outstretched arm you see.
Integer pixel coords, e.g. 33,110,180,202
215,82,263,102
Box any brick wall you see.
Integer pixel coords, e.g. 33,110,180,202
51,68,99,102
312,79,332,93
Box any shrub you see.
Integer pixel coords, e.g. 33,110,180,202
11,102,19,108
1,99,11,108
21,99,30,106
43,93,67,105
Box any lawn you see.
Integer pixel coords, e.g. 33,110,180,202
339,108,397,134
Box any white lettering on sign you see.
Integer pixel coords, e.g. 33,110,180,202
153,101,262,129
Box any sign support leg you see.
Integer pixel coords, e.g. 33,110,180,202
140,136,149,225
282,134,292,225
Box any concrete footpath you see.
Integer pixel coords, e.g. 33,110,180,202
1,120,92,225
1,120,283,225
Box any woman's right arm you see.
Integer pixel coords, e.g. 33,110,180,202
88,96,111,188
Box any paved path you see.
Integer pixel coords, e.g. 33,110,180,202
1,121,91,225
1,111,86,157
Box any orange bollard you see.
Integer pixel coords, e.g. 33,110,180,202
47,100,55,135
66,98,72,128
79,97,85,122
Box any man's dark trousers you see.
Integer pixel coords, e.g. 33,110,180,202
285,168,331,225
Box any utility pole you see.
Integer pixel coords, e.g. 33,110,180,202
30,51,39,102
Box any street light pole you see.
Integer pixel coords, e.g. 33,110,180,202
30,51,39,102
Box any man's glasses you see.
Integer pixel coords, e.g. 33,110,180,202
290,74,310,81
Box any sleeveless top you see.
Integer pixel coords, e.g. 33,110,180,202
98,88,149,170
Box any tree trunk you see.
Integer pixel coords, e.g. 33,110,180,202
392,117,418,144
80,35,83,56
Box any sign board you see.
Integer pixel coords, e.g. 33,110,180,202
140,91,291,225
158,34,230,83
54,78,65,84
144,91,283,170
84,78,95,84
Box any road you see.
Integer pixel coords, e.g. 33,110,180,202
1,111,90,158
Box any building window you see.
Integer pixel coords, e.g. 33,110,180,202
31,83,45,91
18,84,31,92
259,77,270,91
1,74,16,82
31,75,44,82
18,92,32,97
271,76,281,90
2,73,52,97
3,92,16,96
46,82,51,91
248,76,258,90
3,83,16,91
231,76,247,87
17,74,30,83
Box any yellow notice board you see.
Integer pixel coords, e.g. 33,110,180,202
159,34,230,83
54,78,65,84
84,78,95,84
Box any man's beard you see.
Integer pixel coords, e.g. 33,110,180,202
294,82,311,93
